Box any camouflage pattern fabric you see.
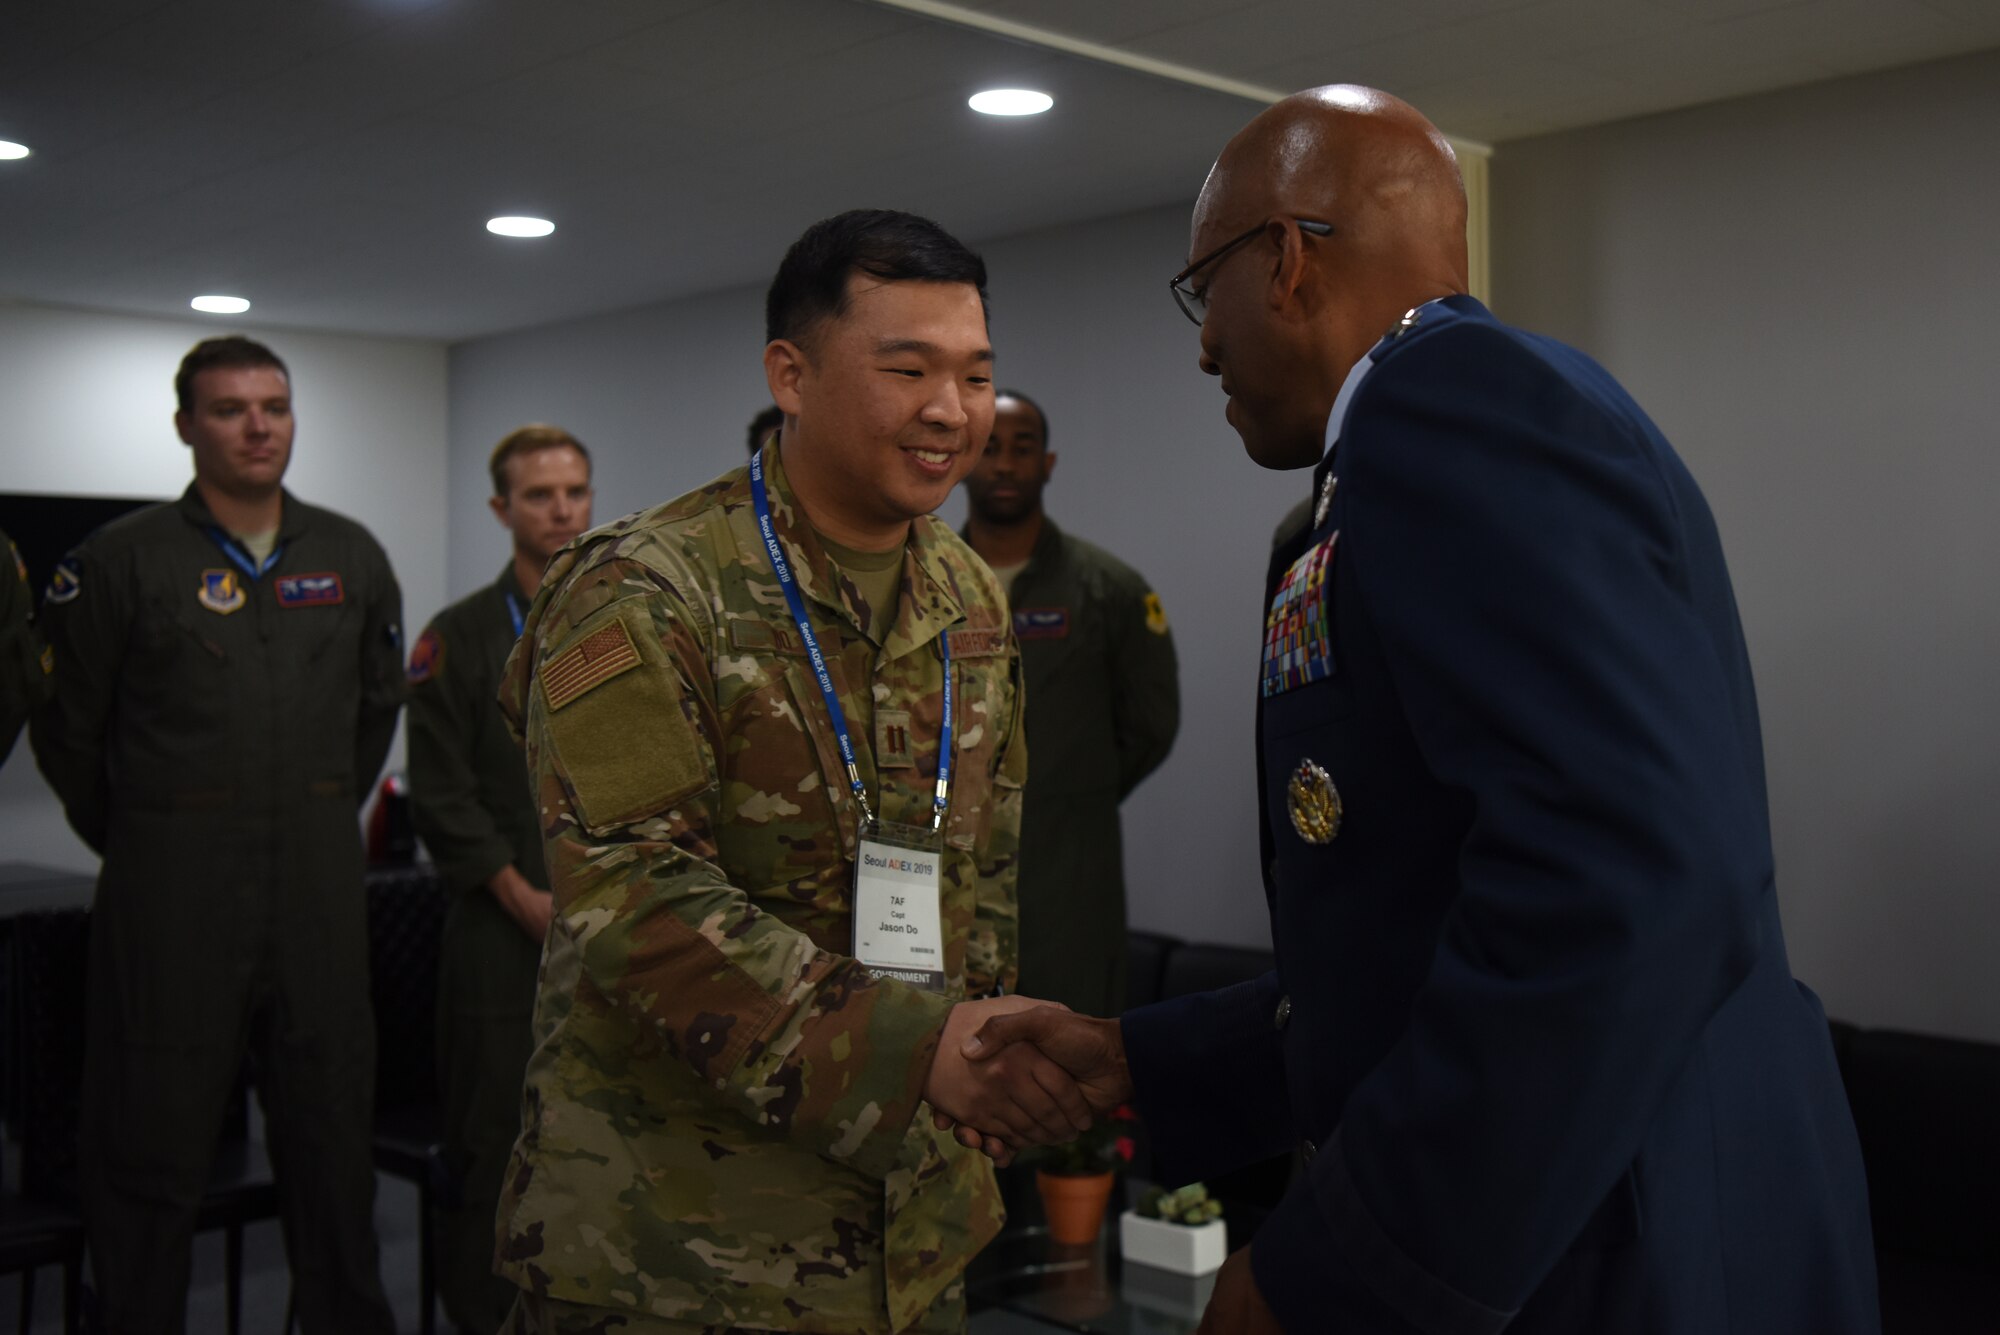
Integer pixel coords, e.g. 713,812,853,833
494,442,1025,1333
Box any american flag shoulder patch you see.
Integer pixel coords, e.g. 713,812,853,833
542,617,643,711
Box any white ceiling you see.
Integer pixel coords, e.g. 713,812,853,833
3,0,1994,341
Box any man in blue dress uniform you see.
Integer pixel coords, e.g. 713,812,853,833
960,86,1878,1334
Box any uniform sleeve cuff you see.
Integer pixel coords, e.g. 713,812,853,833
815,979,955,1182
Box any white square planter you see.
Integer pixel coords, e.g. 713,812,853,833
1119,1210,1228,1276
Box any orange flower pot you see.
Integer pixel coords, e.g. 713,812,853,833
1036,1169,1116,1246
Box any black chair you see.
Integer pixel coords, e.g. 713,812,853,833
1124,930,1181,1010
365,866,451,1335
1839,1026,2000,1334
8,907,284,1335
0,1191,83,1335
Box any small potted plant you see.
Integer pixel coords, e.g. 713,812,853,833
1119,1182,1227,1275
1032,1105,1138,1245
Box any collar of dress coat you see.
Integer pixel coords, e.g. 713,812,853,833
1312,296,1459,510
746,440,968,658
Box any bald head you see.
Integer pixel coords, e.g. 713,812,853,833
1184,86,1472,471
1195,85,1468,305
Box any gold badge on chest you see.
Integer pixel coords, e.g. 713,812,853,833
1287,759,1342,844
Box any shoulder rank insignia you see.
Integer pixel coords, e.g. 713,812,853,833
1287,759,1342,844
407,626,443,685
1314,473,1337,529
276,572,344,607
45,557,82,606
198,568,245,615
1144,591,1169,636
542,618,642,711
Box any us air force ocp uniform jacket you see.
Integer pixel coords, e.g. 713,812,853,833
494,444,1026,1332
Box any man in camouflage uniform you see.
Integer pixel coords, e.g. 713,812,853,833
407,424,594,1332
493,210,1093,1334
961,390,1179,1017
32,336,400,1334
2,526,53,761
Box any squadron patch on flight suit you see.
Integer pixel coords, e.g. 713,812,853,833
45,557,82,606
1262,533,1336,696
1144,591,1169,636
407,627,443,685
275,572,345,607
1012,608,1069,640
198,569,246,615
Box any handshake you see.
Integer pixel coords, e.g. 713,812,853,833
920,996,1135,1164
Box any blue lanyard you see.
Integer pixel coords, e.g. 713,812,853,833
205,527,284,581
504,592,525,638
749,451,952,831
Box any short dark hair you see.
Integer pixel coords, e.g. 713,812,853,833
765,209,988,348
995,389,1050,447
489,424,591,497
175,336,288,414
747,405,784,456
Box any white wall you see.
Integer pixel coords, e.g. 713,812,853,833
448,202,1302,952
0,302,450,872
1491,48,2000,1041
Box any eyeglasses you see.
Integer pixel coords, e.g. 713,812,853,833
1168,218,1333,326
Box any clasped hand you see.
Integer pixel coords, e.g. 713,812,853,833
921,998,1134,1165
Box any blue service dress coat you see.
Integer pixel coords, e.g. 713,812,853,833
1120,296,1878,1334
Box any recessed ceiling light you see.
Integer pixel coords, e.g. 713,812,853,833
0,141,30,160
191,295,251,315
969,89,1053,117
487,215,555,238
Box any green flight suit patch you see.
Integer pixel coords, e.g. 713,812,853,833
541,599,708,829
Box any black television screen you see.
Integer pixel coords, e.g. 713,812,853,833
0,494,162,602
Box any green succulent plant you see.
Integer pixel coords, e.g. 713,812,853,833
1134,1182,1224,1225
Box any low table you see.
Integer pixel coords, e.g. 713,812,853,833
969,1225,1217,1333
